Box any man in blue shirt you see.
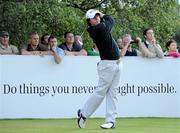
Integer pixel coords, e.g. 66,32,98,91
48,35,65,64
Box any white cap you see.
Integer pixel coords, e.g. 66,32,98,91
85,9,100,19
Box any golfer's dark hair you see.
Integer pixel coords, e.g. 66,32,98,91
86,17,104,26
86,19,91,26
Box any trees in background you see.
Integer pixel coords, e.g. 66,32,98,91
0,0,180,50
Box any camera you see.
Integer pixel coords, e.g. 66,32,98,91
130,39,139,44
177,45,180,52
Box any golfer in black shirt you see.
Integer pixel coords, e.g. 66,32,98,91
77,9,122,129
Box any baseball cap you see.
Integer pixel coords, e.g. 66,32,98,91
85,9,100,19
0,31,9,37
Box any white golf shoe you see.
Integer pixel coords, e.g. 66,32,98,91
77,109,86,128
100,122,115,129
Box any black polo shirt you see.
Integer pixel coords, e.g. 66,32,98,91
59,43,82,52
22,44,48,51
125,49,138,56
87,15,120,60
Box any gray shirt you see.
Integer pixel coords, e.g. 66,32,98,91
0,43,19,55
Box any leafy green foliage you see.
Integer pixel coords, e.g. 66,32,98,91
0,0,179,50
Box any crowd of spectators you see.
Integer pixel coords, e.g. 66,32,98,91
117,28,179,58
1,28,180,64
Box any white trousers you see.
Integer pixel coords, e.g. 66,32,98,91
82,60,122,123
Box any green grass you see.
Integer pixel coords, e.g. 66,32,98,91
0,118,180,133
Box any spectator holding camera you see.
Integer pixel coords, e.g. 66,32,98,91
164,39,180,58
120,34,141,57
138,28,164,58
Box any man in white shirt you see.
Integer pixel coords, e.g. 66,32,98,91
137,28,164,58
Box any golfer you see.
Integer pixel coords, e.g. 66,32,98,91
77,9,122,129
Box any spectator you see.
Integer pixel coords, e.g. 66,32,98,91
41,33,50,49
59,32,87,56
21,32,50,55
138,28,164,58
164,39,180,58
48,35,65,64
0,31,19,55
74,35,83,48
120,34,141,56
87,43,99,56
116,38,122,49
